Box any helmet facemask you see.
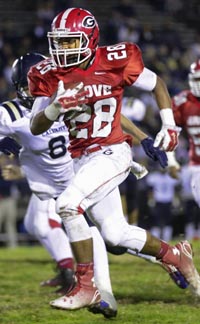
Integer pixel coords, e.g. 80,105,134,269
48,30,92,68
16,86,34,110
189,73,200,98
189,60,200,98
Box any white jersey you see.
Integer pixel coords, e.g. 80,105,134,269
0,98,73,200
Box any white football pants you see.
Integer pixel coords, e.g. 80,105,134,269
56,142,147,252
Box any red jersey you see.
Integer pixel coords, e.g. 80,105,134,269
172,90,200,165
28,42,144,157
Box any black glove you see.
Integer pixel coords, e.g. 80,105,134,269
141,137,168,168
0,137,21,156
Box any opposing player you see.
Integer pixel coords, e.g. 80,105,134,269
29,7,200,312
0,52,76,293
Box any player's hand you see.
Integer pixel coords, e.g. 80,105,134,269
168,166,180,179
56,81,89,112
1,165,23,180
0,137,21,156
44,81,89,121
141,137,168,168
153,125,181,151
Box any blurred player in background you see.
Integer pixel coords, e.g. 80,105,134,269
167,59,200,238
29,7,199,313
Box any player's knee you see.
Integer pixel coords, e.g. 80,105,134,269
56,199,81,220
101,218,125,246
33,223,49,238
56,185,84,219
24,217,48,238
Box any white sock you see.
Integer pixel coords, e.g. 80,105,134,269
91,226,113,294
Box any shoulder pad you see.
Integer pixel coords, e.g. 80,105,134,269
1,100,23,121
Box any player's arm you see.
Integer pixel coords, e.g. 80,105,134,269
133,69,181,151
121,114,147,143
30,96,55,135
126,43,180,151
30,81,88,135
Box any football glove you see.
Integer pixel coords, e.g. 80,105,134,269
0,137,21,156
154,125,181,151
141,137,168,168
44,81,89,121
58,84,89,112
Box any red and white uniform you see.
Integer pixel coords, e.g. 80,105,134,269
172,90,200,206
29,43,153,250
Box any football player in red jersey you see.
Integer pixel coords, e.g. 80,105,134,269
29,8,200,312
167,59,200,224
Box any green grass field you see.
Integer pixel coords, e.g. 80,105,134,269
1,242,200,324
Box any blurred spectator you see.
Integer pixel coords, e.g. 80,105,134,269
117,18,142,44
36,1,55,25
0,155,19,247
0,0,199,103
139,24,156,46
189,34,200,62
113,0,137,18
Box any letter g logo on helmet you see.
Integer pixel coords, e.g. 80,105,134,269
82,16,95,28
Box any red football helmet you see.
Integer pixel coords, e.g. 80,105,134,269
47,7,99,67
188,59,200,97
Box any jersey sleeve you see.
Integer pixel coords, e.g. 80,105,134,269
123,43,145,86
172,93,186,126
28,63,58,97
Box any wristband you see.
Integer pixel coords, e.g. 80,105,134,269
160,108,175,126
44,103,60,121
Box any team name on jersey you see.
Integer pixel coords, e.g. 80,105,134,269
42,125,67,136
85,84,112,97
